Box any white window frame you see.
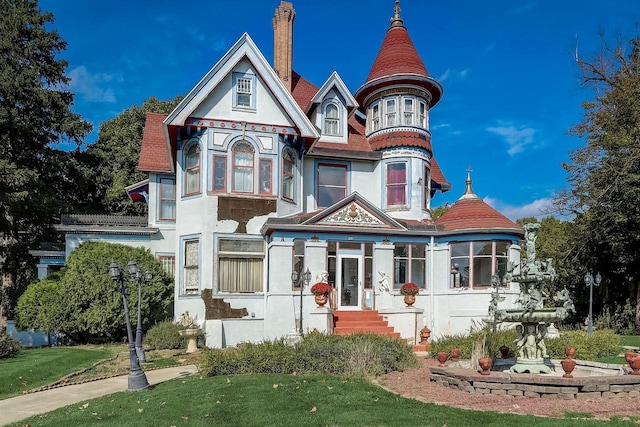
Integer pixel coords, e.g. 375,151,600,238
403,97,415,125
324,102,340,136
385,98,397,127
281,149,295,201
370,101,381,132
182,238,200,294
158,177,176,221
232,72,256,110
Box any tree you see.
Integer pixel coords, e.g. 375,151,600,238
83,96,182,216
43,242,173,344
0,0,92,314
556,32,640,325
14,275,64,346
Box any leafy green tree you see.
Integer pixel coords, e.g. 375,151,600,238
83,96,182,216
556,33,640,325
0,0,92,313
54,242,173,344
430,202,451,220
14,275,64,346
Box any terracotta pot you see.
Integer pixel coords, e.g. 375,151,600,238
630,357,640,375
565,346,576,359
478,356,492,375
451,348,461,362
561,358,577,378
499,345,510,359
404,294,416,307
436,351,449,367
625,351,637,367
314,293,328,307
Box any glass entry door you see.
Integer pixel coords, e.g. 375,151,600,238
337,255,362,310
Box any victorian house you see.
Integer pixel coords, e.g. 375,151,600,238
48,1,524,347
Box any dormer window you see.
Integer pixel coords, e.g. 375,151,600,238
324,103,339,136
233,72,256,109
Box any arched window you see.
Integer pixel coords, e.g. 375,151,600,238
324,103,339,136
282,149,295,201
184,144,200,195
232,141,254,192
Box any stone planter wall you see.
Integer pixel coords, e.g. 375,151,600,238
430,364,640,399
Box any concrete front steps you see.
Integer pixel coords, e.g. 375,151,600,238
333,310,425,353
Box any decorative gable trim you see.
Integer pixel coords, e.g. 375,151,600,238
310,71,358,109
164,33,319,140
302,192,406,230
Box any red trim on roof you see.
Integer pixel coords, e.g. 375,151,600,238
369,131,432,152
138,113,173,173
435,198,522,232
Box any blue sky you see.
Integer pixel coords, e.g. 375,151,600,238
39,0,639,219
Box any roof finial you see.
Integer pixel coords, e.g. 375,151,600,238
459,165,479,200
390,0,404,28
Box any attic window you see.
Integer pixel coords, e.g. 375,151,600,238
233,73,256,109
324,103,339,136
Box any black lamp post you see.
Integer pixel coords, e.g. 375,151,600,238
291,268,312,335
584,271,601,335
109,260,149,391
126,259,152,363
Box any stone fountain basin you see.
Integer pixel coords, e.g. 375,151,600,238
501,308,564,323
431,359,638,399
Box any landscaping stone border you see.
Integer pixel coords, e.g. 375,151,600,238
430,362,640,399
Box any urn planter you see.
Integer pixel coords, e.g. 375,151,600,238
565,346,576,359
561,358,577,378
404,294,416,307
478,357,493,375
630,357,640,375
436,351,449,367
314,293,328,307
451,348,460,362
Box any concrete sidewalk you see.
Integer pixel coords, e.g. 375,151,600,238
0,365,198,426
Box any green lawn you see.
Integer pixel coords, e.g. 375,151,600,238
620,336,640,348
0,346,114,399
7,374,640,427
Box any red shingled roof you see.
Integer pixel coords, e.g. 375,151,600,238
138,113,173,173
291,71,318,112
435,197,522,233
369,130,432,151
313,115,372,153
366,26,429,83
430,156,450,191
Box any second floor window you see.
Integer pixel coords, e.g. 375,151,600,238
184,145,200,195
317,163,347,207
386,162,407,206
282,150,294,201
159,178,176,220
385,99,396,127
232,141,254,192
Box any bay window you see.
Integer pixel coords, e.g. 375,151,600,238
450,241,511,288
232,141,254,192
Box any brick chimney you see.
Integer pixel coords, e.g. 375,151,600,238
273,1,295,92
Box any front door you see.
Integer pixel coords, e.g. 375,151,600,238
337,254,362,310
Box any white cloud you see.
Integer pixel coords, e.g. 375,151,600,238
486,123,537,155
68,66,117,103
437,68,471,82
484,196,554,221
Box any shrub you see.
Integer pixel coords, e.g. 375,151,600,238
197,332,418,378
432,327,620,362
0,331,22,358
545,329,620,360
143,320,185,350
